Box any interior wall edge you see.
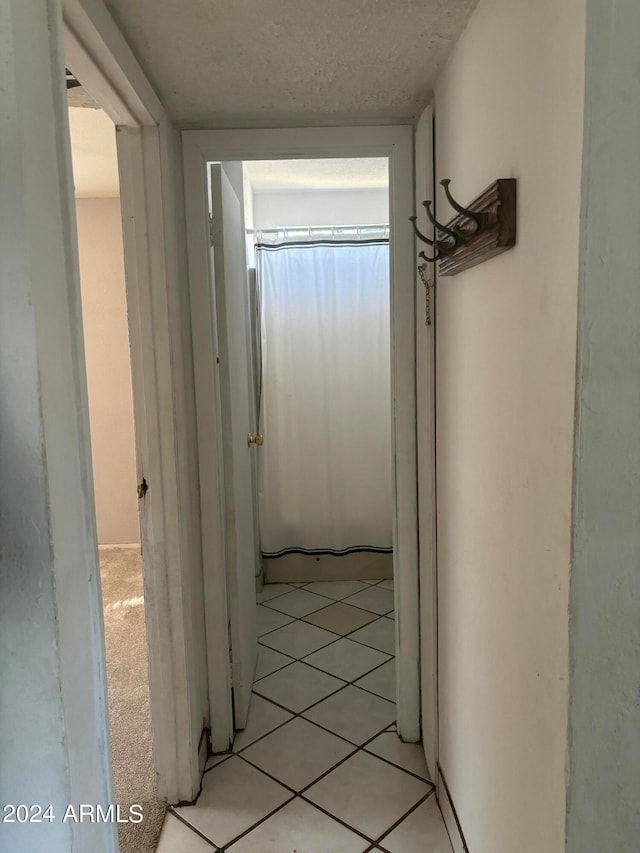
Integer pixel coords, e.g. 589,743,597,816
566,0,640,849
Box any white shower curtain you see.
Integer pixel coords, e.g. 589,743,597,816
257,238,392,557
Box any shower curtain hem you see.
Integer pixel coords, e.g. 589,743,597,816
262,546,393,559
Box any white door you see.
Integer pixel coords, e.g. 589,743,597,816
209,163,259,730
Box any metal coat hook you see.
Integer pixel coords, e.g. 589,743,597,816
423,200,460,247
408,215,437,248
409,214,457,255
419,249,440,265
411,177,517,278
440,179,488,234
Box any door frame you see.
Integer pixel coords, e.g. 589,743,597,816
183,125,424,743
415,105,438,777
63,0,203,801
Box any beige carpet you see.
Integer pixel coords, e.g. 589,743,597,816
100,546,166,853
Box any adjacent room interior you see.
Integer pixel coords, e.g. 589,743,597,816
245,158,394,583
67,80,165,853
244,157,399,724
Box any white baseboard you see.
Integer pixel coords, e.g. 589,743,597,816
437,764,469,853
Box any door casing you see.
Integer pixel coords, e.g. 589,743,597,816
182,125,429,745
208,162,259,736
63,0,205,803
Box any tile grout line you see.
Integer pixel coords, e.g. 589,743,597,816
200,675,431,843
257,579,377,606
298,793,379,846
255,582,308,605
215,696,404,853
255,628,396,703
205,625,394,763
236,716,393,796
373,788,437,848
259,595,394,637
224,600,399,756
255,643,392,691
209,612,398,766
220,790,374,851
211,741,388,850
252,648,296,680
257,608,395,677
261,590,394,622
253,660,396,712
193,581,429,851
167,806,221,850
249,683,377,748
256,626,394,672
236,710,435,791
218,793,297,851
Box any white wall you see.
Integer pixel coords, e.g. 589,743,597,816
253,188,388,229
68,107,120,197
567,1,640,850
1,2,114,850
432,0,586,850
76,197,140,545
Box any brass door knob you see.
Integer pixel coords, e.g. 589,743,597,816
247,434,264,447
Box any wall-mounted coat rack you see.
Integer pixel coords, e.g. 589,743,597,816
410,178,517,277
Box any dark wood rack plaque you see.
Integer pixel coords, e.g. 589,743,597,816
437,179,517,277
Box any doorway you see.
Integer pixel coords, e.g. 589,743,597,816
245,156,397,724
67,82,166,852
243,155,398,737
248,158,393,583
182,126,425,759
177,127,438,850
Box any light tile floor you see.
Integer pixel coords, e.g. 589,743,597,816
157,578,452,852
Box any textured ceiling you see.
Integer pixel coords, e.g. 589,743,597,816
244,158,388,192
104,0,475,126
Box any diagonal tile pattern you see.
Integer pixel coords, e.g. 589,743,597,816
258,619,338,657
263,587,333,618
253,644,294,681
302,684,396,745
343,585,395,615
303,637,391,682
227,797,369,852
159,579,452,853
378,793,453,852
256,604,294,637
255,582,296,603
364,731,431,781
240,716,356,790
304,750,429,839
253,660,345,712
355,658,397,702
174,756,291,847
349,615,396,654
303,579,371,599
231,693,293,752
303,600,379,634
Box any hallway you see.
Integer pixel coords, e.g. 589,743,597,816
157,580,452,851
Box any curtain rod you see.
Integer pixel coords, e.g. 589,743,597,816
252,224,390,243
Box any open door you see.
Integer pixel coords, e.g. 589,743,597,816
208,163,259,731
